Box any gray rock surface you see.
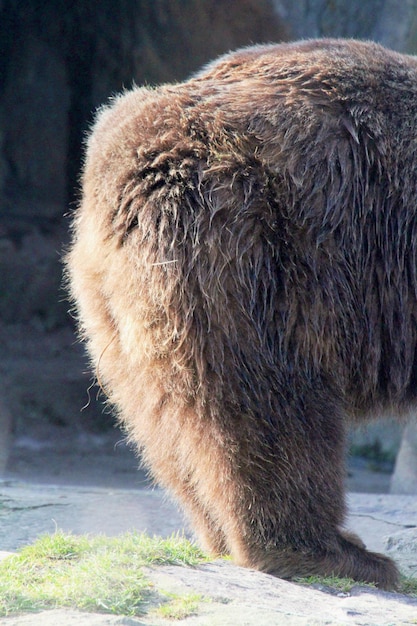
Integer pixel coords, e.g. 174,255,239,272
0,481,184,552
385,528,417,578
0,611,140,625
144,561,417,626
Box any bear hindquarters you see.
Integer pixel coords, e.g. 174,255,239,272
67,80,399,591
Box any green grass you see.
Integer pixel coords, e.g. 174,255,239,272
295,575,363,594
296,574,417,597
400,576,417,596
0,530,208,618
154,592,204,620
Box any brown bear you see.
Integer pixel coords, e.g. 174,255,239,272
65,38,417,589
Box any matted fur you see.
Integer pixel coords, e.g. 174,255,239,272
66,38,417,589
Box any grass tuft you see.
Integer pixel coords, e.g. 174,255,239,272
399,576,417,596
295,575,360,594
296,574,417,597
154,592,204,620
0,530,208,617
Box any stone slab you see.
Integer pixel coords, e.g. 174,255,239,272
0,480,186,553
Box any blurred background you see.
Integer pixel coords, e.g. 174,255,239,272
0,0,417,492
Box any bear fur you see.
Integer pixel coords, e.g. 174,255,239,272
66,38,417,589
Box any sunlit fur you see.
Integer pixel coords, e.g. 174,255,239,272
66,39,417,589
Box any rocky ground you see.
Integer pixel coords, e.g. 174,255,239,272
0,477,416,626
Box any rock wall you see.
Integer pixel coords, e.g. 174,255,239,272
0,0,287,246
273,0,417,50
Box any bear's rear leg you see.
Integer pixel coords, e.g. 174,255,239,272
171,396,400,590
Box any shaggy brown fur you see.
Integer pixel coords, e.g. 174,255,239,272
66,38,417,589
